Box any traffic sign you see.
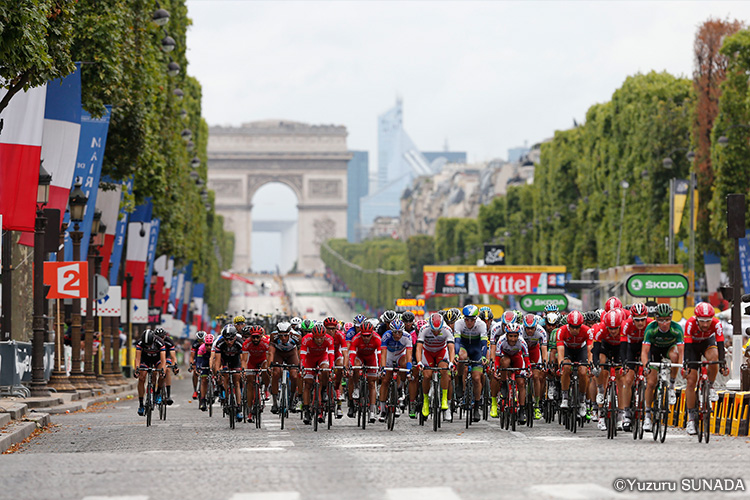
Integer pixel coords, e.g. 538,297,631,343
519,294,568,312
626,273,688,298
44,261,89,299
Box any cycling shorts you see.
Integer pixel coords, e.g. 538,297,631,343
385,350,406,368
422,348,448,368
353,353,378,376
496,352,525,371
626,341,643,366
460,341,484,366
139,357,161,368
528,343,542,365
246,357,267,370
563,346,588,364
302,354,330,378
688,337,717,363
600,342,621,364
650,344,677,362
221,355,242,370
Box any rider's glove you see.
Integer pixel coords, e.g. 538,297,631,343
448,361,455,371
134,369,140,378
406,362,412,371
173,365,180,375
481,356,488,365
417,361,425,369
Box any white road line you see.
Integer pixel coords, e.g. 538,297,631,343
229,492,300,500
269,440,294,447
335,443,385,448
386,487,462,500
83,497,149,500
531,436,580,442
528,483,624,499
432,439,488,445
114,406,132,410
237,447,285,452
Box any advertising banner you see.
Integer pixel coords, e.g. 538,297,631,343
483,245,506,265
423,265,566,298
626,273,689,298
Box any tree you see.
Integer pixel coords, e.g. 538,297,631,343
0,0,77,113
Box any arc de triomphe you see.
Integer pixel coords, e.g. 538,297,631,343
207,120,350,273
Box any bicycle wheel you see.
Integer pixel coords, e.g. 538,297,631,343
482,373,490,421
571,380,578,434
608,382,617,439
388,379,397,431
432,376,440,432
313,380,320,432
229,394,236,430
327,382,334,430
652,387,661,442
208,378,214,417
702,381,711,444
255,384,263,429
280,382,287,430
362,378,369,431
465,375,473,429
659,386,668,443
146,378,153,427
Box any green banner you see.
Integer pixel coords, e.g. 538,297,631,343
519,294,568,312
626,273,688,298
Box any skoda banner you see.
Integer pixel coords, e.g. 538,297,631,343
520,294,568,313
626,273,689,298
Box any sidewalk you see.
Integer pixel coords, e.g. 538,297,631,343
0,380,137,453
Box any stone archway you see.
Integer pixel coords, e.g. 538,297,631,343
207,120,351,273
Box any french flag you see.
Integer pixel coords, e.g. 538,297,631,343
94,182,121,275
191,283,205,329
124,200,152,299
0,84,47,232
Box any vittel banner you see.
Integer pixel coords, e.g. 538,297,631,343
422,265,566,298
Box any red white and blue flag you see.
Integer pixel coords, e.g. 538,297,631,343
124,200,152,299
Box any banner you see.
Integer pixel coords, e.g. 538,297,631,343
63,106,112,260
704,251,722,297
0,83,46,232
181,261,193,322
483,245,506,265
44,261,89,299
96,285,121,317
108,178,132,284
121,298,148,324
739,231,750,293
123,199,152,299
423,270,565,298
143,218,160,301
220,270,255,285
94,181,121,274
672,179,689,235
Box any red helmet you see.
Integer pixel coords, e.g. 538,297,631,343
630,302,648,319
695,302,715,319
312,324,326,337
248,325,264,336
604,310,622,328
204,334,214,344
323,316,338,328
604,296,622,312
567,310,584,327
360,321,375,334
429,312,444,331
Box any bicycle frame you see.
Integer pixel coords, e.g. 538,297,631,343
384,366,411,431
687,360,722,444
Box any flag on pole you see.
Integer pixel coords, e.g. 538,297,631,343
143,219,160,301
108,178,132,284
191,283,204,328
94,182,121,275
0,83,47,231
124,200,152,299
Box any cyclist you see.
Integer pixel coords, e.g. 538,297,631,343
454,304,488,422
583,311,599,328
134,329,166,416
154,327,178,405
619,302,652,430
378,318,412,422
492,322,531,424
521,313,547,420
290,316,303,344
268,322,300,414
684,301,728,435
604,296,623,313
300,324,334,425
189,331,205,399
478,307,494,332
557,310,591,418
324,316,348,418
348,321,382,422
377,310,398,337
198,334,214,411
347,314,367,342
211,324,244,421
592,309,624,431
242,325,270,424
544,310,562,401
402,311,422,418
443,308,461,332
640,303,684,433
416,312,456,421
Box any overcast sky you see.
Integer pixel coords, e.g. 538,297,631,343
184,1,750,270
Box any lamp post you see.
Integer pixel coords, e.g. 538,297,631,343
68,180,90,389
30,164,51,397
48,221,76,392
83,209,102,388
94,221,107,385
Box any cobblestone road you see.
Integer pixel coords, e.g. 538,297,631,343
2,376,749,500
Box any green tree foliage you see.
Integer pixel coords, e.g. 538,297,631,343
0,0,77,113
406,234,436,275
434,218,481,263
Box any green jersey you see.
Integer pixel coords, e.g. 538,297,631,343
643,320,684,349
547,327,559,349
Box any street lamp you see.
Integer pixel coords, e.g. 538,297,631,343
30,163,51,397
152,8,170,26
173,88,184,100
191,157,201,169
181,128,192,141
167,61,180,76
161,36,176,53
68,180,90,389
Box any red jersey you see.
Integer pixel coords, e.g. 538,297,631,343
242,336,270,364
620,317,653,343
348,333,382,365
556,324,592,349
300,333,335,366
331,329,347,358
684,316,724,343
591,322,621,345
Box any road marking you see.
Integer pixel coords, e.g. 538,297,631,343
229,492,300,500
269,440,294,447
334,443,384,448
432,439,488,445
532,436,580,442
528,483,621,499
83,497,149,500
237,447,285,452
386,487,461,500
114,406,132,410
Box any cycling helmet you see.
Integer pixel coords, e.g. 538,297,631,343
390,319,404,332
222,324,238,339
449,307,461,318
655,303,673,318
380,310,398,324
429,312,444,331
233,315,246,324
604,296,622,312
204,334,214,344
695,302,715,319
142,329,156,345
504,322,522,336
343,321,354,332
462,304,479,318
323,316,338,328
416,319,427,330
603,310,622,328
478,306,493,321
312,324,326,337
248,325,265,336
353,314,367,326
630,302,648,320
443,309,460,324
154,327,166,338
544,304,559,313
401,311,416,322
545,311,561,326
501,310,516,326
196,331,206,341
277,321,292,333
522,313,539,329
567,310,584,327
290,317,302,327
360,321,375,334
300,318,316,332
583,311,599,324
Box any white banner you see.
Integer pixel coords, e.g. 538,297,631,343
120,298,148,324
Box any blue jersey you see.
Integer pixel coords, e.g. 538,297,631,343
381,330,412,355
345,327,358,342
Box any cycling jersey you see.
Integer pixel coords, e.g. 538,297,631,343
136,338,165,360
380,330,412,356
684,316,724,343
417,326,455,352
591,322,621,345
191,339,202,356
161,335,175,361
643,321,684,348
546,327,559,349
331,330,347,360
348,334,382,364
620,317,653,343
556,324,592,349
271,336,298,353
242,336,270,365
213,336,243,360
299,334,334,367
521,323,547,348
495,334,530,358
345,326,358,342
453,318,488,351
